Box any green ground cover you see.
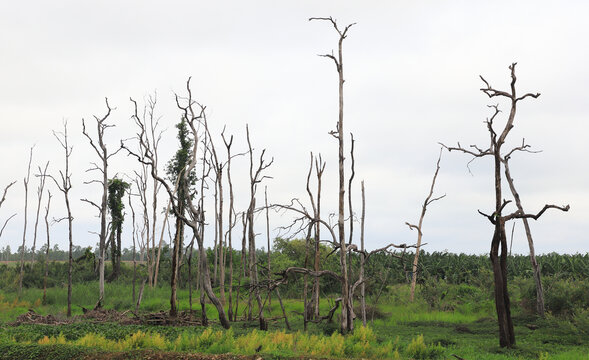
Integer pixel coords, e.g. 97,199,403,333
0,281,588,359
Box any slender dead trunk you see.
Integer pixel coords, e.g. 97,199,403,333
66,185,73,317
170,215,183,317
51,122,74,317
503,159,545,316
153,200,171,288
218,165,225,304
223,133,235,321
129,191,137,304
310,16,356,333
187,234,195,311
81,99,115,308
31,162,49,263
409,150,444,301
314,156,325,319
213,182,219,285
264,187,271,311
42,191,52,304
360,181,366,326
18,147,33,295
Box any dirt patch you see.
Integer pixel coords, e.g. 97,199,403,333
11,309,204,327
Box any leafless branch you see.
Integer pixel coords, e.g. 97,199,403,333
0,213,17,238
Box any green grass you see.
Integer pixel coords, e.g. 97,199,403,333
1,282,588,359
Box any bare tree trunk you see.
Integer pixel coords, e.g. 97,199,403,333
236,212,247,321
81,99,116,308
359,181,366,326
170,216,183,317
129,190,137,304
314,156,325,320
275,288,291,330
187,234,195,312
303,224,311,330
223,133,235,321
503,159,545,316
310,16,356,334
213,183,219,286
31,162,49,263
245,125,272,330
50,122,74,317
265,186,271,312
199,248,208,326
408,150,444,302
153,200,171,288
218,168,225,304
43,191,52,304
65,185,73,317
18,147,33,295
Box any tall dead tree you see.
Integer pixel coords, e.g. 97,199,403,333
31,162,49,263
50,121,74,317
264,186,271,311
222,132,236,321
313,155,325,320
245,124,273,330
442,63,569,347
310,16,356,334
18,146,34,294
82,98,119,308
203,118,225,302
146,95,163,288
359,181,366,326
125,79,230,328
406,149,445,302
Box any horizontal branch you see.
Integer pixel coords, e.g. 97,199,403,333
503,204,570,222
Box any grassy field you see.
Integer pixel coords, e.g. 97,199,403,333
0,282,588,359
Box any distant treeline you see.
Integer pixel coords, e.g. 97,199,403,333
1,239,588,297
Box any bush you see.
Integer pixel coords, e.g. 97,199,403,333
404,334,444,359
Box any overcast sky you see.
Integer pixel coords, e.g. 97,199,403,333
0,1,587,256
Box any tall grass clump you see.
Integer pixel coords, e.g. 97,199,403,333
404,335,444,359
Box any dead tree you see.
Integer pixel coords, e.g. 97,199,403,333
202,118,225,301
245,124,273,330
31,162,49,263
359,180,366,326
81,98,119,308
222,131,237,321
0,181,17,240
42,191,52,304
441,63,569,347
406,149,445,302
303,153,325,320
273,193,415,331
49,121,74,317
125,79,230,328
309,15,356,334
197,131,212,322
18,146,34,294
264,186,271,312
146,95,163,288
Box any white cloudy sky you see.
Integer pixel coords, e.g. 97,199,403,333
0,1,587,255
